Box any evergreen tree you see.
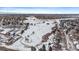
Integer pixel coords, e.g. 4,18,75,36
31,46,36,51
42,44,46,51
49,46,52,51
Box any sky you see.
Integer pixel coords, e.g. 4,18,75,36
0,7,79,14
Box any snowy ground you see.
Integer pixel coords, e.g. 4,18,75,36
0,17,58,51
0,17,79,51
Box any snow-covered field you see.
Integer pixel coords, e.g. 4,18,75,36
0,16,79,51
0,16,58,51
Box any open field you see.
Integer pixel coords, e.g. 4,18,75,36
0,14,79,51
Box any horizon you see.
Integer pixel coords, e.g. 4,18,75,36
0,7,79,14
